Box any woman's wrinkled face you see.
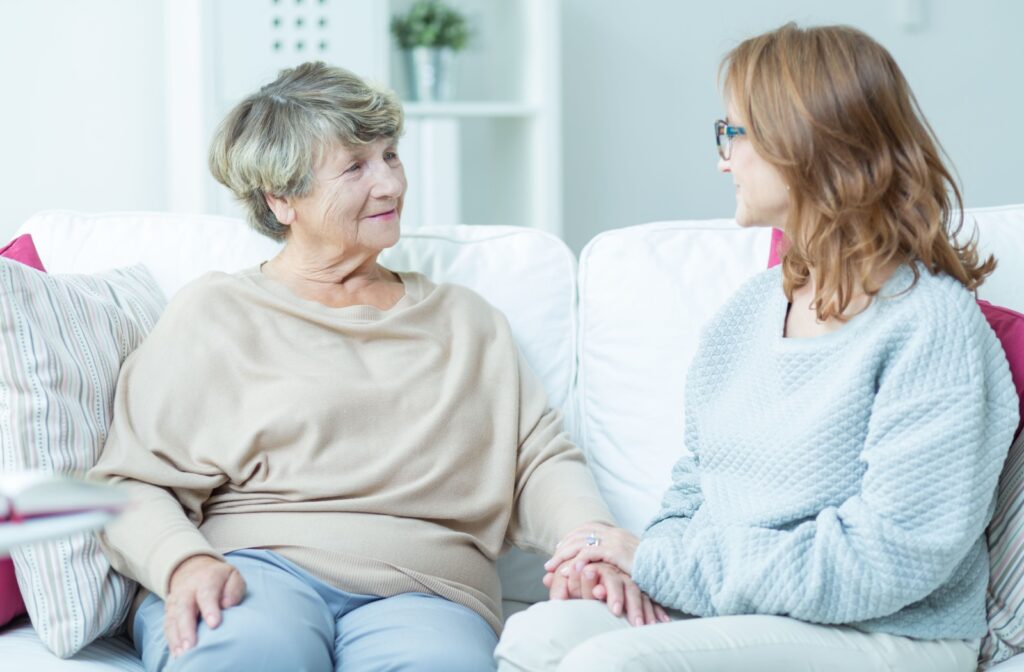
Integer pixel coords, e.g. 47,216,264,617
289,136,407,253
717,105,790,229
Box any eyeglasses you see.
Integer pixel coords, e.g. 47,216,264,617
715,119,746,160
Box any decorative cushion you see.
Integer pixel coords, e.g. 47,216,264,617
978,300,1024,667
767,227,785,267
0,559,24,629
978,301,1024,441
0,234,46,272
0,234,46,628
985,430,1024,668
0,259,165,657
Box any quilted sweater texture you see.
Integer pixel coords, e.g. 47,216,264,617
633,264,1019,640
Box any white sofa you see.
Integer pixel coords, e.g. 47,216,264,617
3,204,1024,671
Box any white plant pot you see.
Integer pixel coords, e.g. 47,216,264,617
405,47,455,102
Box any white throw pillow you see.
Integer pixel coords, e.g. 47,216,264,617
0,259,165,657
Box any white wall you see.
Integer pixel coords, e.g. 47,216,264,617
561,0,1024,252
0,0,166,243
2,1,1020,252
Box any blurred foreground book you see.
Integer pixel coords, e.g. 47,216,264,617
0,473,128,556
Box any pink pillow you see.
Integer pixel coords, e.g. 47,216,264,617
0,234,46,272
0,558,25,628
979,299,1024,665
767,227,785,267
978,301,1024,440
0,234,42,628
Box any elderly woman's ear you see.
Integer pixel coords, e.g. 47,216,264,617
264,193,296,227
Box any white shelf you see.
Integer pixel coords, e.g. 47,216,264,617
179,0,562,235
403,102,539,119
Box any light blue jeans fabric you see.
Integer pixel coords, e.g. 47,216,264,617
133,549,498,672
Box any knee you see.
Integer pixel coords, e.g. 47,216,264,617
170,612,331,672
414,641,496,672
558,638,631,672
360,632,495,672
496,601,599,671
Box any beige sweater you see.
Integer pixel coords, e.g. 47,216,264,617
90,267,612,633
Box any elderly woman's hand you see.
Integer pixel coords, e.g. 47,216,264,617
165,555,246,658
546,524,640,575
543,560,669,626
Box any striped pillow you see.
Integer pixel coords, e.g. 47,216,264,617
0,258,165,657
981,304,1024,667
0,234,44,629
985,429,1024,666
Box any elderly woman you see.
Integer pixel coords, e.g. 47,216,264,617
495,24,1019,672
90,62,647,672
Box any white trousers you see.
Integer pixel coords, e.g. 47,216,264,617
494,600,978,672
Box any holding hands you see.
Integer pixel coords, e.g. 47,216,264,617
545,523,668,626
547,523,640,575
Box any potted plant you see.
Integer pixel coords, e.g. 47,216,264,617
391,0,470,102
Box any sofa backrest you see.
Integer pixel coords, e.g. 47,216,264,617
576,221,771,531
576,205,1024,534
18,211,578,415
968,204,1024,313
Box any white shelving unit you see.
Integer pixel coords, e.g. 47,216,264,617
164,0,562,235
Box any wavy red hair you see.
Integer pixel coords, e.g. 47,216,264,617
721,23,994,321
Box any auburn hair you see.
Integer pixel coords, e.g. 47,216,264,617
721,23,994,321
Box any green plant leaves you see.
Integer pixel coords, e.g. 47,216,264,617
391,0,470,51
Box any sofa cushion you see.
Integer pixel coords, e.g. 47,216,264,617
0,234,44,629
978,299,1024,668
17,211,578,608
17,211,280,300
0,558,24,630
0,259,165,657
971,208,1024,664
576,220,771,532
0,618,142,671
971,205,1024,315
986,429,1024,668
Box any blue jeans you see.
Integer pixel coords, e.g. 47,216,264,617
133,549,498,671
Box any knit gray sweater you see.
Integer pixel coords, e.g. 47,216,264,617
633,264,1019,640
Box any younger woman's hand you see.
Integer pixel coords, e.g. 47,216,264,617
544,561,669,626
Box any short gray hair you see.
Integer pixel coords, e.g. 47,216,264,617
209,62,404,240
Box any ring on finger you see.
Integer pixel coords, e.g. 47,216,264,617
585,532,601,547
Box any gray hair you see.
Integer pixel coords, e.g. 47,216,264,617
209,62,404,240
